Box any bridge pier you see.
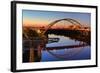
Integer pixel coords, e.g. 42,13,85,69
29,48,34,62
23,38,47,62
29,44,43,62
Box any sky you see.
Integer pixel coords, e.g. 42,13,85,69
22,10,91,27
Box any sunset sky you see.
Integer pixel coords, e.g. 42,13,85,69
22,10,91,27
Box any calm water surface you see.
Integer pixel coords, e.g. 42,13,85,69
41,34,91,62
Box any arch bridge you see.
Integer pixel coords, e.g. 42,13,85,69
42,18,83,34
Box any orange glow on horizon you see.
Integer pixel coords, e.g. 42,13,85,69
23,18,90,29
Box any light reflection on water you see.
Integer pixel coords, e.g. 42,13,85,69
41,34,91,62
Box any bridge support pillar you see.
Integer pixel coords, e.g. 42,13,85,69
29,48,34,62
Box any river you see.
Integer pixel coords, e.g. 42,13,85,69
41,34,91,62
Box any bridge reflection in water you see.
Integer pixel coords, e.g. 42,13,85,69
23,33,90,62
22,18,91,63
